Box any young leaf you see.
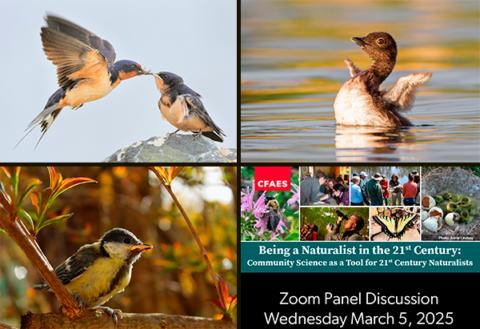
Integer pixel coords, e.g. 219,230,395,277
216,274,229,310
52,177,96,200
1,167,12,179
30,190,42,217
48,167,60,191
205,298,224,310
19,209,35,231
18,178,41,209
153,167,169,185
1,167,20,179
170,167,184,182
40,188,52,220
226,295,237,313
37,213,73,231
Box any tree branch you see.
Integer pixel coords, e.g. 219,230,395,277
0,209,84,318
21,311,236,329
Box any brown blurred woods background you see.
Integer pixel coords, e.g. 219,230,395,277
0,166,237,327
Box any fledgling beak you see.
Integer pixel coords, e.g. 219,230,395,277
131,243,153,252
351,37,367,47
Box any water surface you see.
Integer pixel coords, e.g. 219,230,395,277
241,0,480,162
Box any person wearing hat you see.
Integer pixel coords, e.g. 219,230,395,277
365,173,384,206
359,171,370,205
350,176,363,205
403,172,418,206
380,175,389,206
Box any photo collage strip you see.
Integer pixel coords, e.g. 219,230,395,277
241,166,480,242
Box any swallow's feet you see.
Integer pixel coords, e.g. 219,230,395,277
192,129,203,141
94,306,124,328
72,104,84,110
166,129,180,138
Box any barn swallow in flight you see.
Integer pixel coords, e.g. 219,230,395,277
149,72,226,142
17,15,146,148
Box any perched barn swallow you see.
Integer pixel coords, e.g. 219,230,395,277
18,15,146,147
149,72,226,142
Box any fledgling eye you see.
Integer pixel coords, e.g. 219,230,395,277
123,238,131,244
377,38,385,45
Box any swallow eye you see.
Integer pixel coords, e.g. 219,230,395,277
123,238,131,244
377,38,385,45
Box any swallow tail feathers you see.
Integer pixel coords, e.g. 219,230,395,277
199,131,225,142
16,88,65,149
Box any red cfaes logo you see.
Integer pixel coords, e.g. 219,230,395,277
255,167,291,191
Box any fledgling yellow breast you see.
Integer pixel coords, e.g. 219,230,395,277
64,257,131,308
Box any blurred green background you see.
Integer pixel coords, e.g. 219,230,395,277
300,207,369,240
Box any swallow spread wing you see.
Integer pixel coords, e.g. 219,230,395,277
18,15,144,148
41,15,116,90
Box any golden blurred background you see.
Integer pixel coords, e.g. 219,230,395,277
0,166,237,327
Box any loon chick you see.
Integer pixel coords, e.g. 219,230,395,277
334,32,432,126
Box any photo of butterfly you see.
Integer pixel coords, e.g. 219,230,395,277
264,196,291,233
370,207,420,241
372,214,418,240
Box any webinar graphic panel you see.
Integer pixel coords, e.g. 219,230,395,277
241,166,480,328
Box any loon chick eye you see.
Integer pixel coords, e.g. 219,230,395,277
123,238,131,244
377,38,385,45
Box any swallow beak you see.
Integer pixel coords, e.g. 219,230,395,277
131,243,153,252
351,37,367,47
135,64,147,75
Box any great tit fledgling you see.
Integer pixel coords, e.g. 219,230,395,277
33,228,153,312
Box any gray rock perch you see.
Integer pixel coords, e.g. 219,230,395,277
104,135,237,163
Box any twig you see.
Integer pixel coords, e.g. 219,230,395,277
149,169,221,299
467,221,479,236
0,209,84,318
